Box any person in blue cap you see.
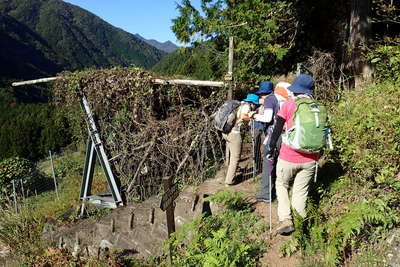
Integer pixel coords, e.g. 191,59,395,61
222,93,259,186
249,81,282,203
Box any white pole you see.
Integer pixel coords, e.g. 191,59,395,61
12,180,18,213
269,168,272,234
11,77,60,86
12,76,225,87
49,151,59,200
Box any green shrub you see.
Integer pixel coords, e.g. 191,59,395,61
168,190,266,267
366,37,400,81
331,81,400,184
0,157,38,190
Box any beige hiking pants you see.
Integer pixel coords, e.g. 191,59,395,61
223,131,242,185
276,158,316,221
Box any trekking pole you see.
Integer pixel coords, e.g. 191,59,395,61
268,155,272,234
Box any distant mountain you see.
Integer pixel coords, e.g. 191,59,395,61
0,0,166,81
135,34,179,54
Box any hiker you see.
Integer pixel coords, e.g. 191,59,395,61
223,94,259,186
265,74,326,235
252,81,274,174
250,81,283,203
274,82,293,108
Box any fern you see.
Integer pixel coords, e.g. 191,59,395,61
204,190,251,211
322,198,398,266
167,190,266,266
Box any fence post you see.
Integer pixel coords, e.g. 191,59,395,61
49,150,59,200
225,37,235,167
12,180,18,213
162,177,176,263
20,179,25,199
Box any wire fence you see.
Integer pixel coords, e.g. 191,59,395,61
5,177,58,214
1,148,81,214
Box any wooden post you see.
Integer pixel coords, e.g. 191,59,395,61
111,219,115,233
163,177,176,263
225,37,234,167
227,36,234,100
163,177,176,234
129,212,135,230
49,151,59,199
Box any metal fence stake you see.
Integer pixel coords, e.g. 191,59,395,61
49,151,59,200
12,180,18,213
19,179,25,199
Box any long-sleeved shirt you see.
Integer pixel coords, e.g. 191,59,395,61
231,102,251,133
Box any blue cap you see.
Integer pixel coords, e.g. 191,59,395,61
288,74,314,95
255,81,273,95
243,93,259,105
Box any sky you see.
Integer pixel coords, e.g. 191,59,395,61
62,0,202,46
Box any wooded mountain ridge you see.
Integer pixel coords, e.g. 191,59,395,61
0,0,166,81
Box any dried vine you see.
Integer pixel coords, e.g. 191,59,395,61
53,68,225,201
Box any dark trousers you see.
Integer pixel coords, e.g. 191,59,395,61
257,148,277,199
252,126,264,174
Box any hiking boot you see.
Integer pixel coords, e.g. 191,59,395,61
276,220,294,235
255,194,271,203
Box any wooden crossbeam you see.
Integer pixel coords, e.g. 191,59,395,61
12,76,225,87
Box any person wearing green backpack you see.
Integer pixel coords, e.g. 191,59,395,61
265,74,329,235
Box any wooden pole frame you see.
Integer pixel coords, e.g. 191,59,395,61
12,77,225,88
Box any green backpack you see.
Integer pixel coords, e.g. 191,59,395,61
283,98,328,154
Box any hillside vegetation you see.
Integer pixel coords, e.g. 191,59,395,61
152,44,225,81
0,0,400,266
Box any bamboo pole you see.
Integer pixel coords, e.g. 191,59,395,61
12,77,60,87
153,78,224,87
12,76,225,87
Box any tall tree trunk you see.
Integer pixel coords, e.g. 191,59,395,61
349,0,372,89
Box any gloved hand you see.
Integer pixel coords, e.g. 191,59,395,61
264,145,274,159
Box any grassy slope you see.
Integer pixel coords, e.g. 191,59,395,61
0,149,112,265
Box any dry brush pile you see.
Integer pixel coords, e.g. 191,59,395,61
53,68,226,200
